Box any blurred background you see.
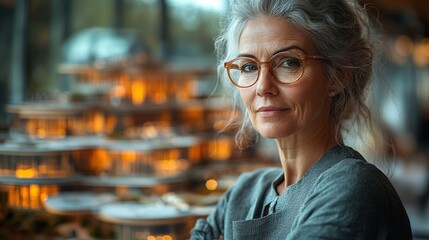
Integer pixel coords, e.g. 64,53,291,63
0,0,428,239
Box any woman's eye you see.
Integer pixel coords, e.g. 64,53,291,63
279,57,301,69
241,63,258,73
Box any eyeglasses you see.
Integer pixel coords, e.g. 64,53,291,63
224,51,327,88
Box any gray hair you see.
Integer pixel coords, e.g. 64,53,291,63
216,0,378,149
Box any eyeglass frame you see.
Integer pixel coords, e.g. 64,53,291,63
223,51,328,88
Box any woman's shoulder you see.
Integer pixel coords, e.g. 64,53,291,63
323,156,391,189
291,156,412,239
299,151,412,239
313,153,404,212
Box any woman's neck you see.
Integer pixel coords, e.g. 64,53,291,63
275,125,340,195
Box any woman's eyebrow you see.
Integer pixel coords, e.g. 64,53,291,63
272,46,305,55
237,53,257,58
237,46,306,59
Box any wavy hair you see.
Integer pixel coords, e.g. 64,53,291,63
216,0,382,152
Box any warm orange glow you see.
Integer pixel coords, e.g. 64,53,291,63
21,185,29,208
183,107,204,131
105,115,117,134
29,184,40,209
169,149,179,160
121,74,132,100
177,76,196,101
152,184,169,194
40,192,49,202
37,119,44,137
16,167,36,178
155,159,178,174
115,185,129,196
26,118,66,139
413,38,429,67
56,118,67,137
38,164,49,175
150,76,168,104
112,85,126,99
210,138,232,161
119,151,137,173
37,128,47,138
122,151,137,162
160,158,188,174
218,138,233,160
145,234,173,240
188,144,202,163
205,179,218,191
26,119,36,136
88,149,110,174
153,149,189,174
160,112,172,127
131,79,146,105
9,187,17,207
90,111,105,134
8,185,59,209
29,156,70,177
68,117,83,135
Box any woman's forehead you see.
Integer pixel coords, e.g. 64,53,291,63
238,16,316,57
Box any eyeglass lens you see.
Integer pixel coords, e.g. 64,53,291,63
228,53,304,87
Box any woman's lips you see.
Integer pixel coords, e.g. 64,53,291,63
256,106,289,117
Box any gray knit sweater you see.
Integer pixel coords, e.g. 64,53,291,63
190,145,412,240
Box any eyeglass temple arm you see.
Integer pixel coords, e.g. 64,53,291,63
224,62,240,70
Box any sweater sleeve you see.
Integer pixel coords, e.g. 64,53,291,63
190,189,230,240
287,159,411,240
190,168,281,240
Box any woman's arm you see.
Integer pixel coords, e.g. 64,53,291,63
190,189,231,240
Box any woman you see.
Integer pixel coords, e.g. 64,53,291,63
191,0,412,239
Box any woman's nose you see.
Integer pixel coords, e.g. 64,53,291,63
255,64,279,97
